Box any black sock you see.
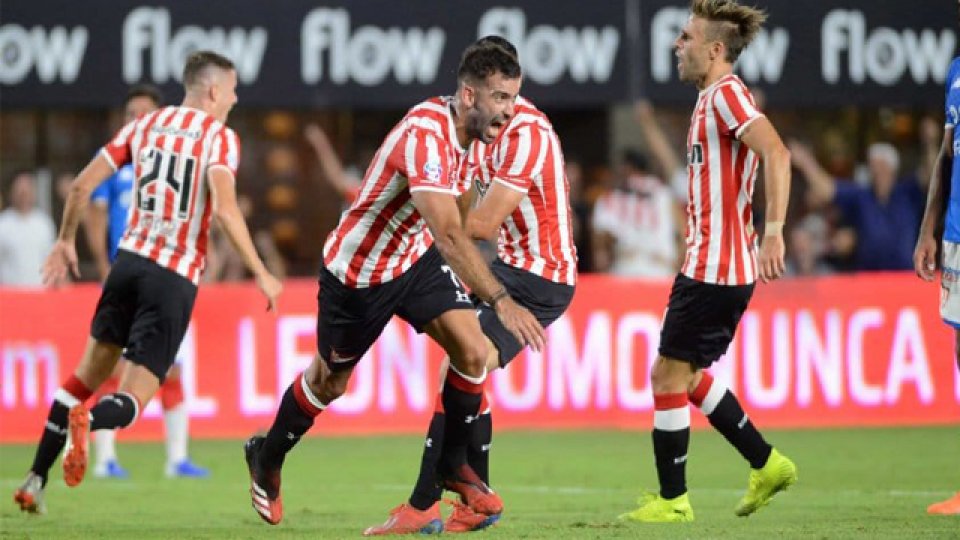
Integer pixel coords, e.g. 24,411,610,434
408,368,484,509
409,404,446,511
690,373,771,469
466,410,492,486
90,393,139,430
260,375,322,470
30,401,70,486
653,393,690,500
440,368,484,469
30,376,93,486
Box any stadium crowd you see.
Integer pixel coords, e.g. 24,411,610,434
0,101,943,286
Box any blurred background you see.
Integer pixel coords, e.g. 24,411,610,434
1,0,952,281
2,3,959,535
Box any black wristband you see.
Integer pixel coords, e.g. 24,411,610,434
489,287,509,307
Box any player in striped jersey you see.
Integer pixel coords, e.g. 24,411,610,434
82,84,210,481
619,0,796,524
384,37,578,534
243,38,545,533
13,51,282,515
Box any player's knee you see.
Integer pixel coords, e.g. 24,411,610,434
458,342,489,378
650,356,689,394
317,375,349,403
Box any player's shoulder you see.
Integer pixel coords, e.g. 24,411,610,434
714,74,752,96
947,57,960,86
402,96,454,141
502,95,555,137
406,96,452,122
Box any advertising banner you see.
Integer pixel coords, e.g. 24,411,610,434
1,273,957,443
1,1,954,108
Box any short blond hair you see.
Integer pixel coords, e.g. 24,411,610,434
690,0,767,62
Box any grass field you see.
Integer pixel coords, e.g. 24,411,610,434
1,426,958,539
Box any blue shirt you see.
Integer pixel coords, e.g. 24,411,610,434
834,179,923,271
90,163,135,262
944,57,960,243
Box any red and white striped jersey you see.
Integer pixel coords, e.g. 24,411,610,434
464,97,577,286
323,97,467,288
681,74,763,285
101,105,240,284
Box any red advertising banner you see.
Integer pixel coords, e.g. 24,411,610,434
1,273,957,442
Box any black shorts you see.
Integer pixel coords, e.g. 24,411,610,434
317,246,474,371
658,273,754,368
478,259,575,367
90,250,197,382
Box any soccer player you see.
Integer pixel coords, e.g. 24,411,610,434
13,50,283,515
243,38,545,532
372,37,578,535
913,28,960,516
618,0,796,523
83,84,209,480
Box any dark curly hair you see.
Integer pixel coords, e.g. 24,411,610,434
457,36,521,85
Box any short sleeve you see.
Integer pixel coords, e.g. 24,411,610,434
946,59,959,129
403,128,456,194
492,124,547,193
208,128,241,178
100,120,139,171
713,83,764,139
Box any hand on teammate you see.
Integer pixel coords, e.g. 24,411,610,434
256,272,284,312
494,296,546,352
913,234,938,282
758,233,785,283
41,240,79,287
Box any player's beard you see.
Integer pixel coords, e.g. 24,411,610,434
466,111,501,144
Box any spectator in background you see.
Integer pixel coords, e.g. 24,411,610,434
0,172,56,287
565,156,594,273
303,122,362,205
791,140,924,271
917,115,942,192
634,99,687,203
592,149,684,278
785,214,834,277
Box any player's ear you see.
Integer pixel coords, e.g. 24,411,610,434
710,40,725,62
460,82,476,109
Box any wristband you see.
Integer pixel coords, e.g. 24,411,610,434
489,287,509,307
764,221,784,236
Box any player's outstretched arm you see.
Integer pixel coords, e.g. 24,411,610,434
42,154,114,286
413,189,545,351
207,167,282,311
741,117,791,283
915,127,953,282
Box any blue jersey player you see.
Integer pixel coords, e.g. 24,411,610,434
913,24,960,515
82,85,210,481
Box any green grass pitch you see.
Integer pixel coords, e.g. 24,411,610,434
1,426,958,538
